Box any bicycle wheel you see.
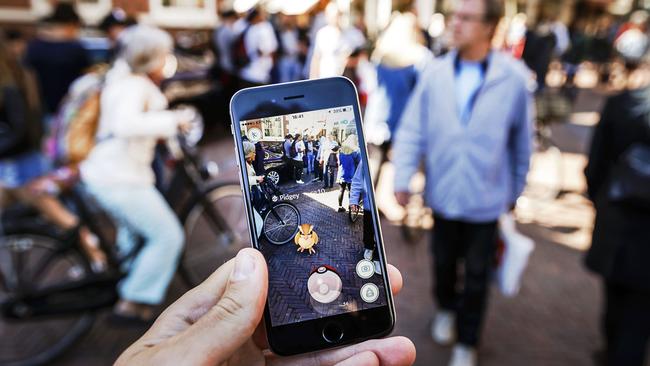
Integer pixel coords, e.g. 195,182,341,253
181,183,250,286
0,233,95,366
262,203,300,245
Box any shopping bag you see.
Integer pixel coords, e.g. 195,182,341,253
495,213,534,297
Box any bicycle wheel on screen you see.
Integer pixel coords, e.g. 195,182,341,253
262,203,300,245
0,232,95,366
180,182,250,287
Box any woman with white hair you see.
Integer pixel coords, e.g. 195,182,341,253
243,141,264,238
80,25,190,322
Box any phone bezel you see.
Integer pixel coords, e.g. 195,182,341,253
229,77,395,356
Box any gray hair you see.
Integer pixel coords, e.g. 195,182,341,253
242,141,256,157
119,25,173,74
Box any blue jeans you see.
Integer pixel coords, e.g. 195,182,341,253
307,152,315,173
85,183,184,305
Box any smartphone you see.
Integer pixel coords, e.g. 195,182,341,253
229,77,395,355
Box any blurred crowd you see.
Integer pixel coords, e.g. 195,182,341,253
1,0,650,365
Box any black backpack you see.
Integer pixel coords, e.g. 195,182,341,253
231,26,251,71
289,140,298,158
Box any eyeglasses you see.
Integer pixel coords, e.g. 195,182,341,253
449,11,486,23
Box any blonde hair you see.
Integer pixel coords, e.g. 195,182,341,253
340,134,359,154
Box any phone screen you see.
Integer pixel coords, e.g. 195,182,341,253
238,105,388,327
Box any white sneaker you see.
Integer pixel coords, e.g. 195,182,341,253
363,249,374,261
448,345,477,366
296,180,304,184
431,310,456,345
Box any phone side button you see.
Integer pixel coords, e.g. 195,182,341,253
322,322,344,344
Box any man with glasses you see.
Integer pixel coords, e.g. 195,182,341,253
393,0,534,365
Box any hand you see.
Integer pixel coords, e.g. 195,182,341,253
256,176,265,183
176,109,195,133
349,204,359,213
116,249,415,366
394,191,411,207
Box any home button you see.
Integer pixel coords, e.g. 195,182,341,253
322,322,344,343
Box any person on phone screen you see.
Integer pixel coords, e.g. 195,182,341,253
243,141,264,238
350,161,379,273
291,133,305,184
392,0,533,365
325,145,340,189
338,134,360,212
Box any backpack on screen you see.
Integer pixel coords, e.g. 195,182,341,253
289,140,298,158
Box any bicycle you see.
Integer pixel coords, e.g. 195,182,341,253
254,178,301,246
0,113,248,366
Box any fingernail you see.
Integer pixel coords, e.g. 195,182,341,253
231,250,255,282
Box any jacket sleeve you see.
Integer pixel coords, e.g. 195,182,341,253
109,81,179,139
508,81,534,204
350,162,364,205
584,98,614,202
392,67,430,193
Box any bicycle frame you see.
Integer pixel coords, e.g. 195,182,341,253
1,135,233,319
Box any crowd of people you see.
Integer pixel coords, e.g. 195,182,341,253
1,0,650,365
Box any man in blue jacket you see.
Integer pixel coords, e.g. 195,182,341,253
392,0,533,365
350,161,376,263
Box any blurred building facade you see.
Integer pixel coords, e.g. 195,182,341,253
0,0,648,46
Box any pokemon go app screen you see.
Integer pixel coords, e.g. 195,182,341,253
239,106,387,326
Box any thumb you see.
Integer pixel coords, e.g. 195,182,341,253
177,248,268,363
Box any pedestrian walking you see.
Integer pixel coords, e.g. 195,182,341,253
350,161,378,269
253,141,266,176
24,3,90,117
309,2,365,79
317,134,335,184
306,136,316,175
325,145,340,189
364,11,432,186
338,134,360,212
291,133,305,184
302,135,309,176
238,7,278,88
392,1,534,365
584,30,650,366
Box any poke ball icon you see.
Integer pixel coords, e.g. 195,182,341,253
307,266,343,304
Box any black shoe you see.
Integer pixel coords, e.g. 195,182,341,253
338,207,346,212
